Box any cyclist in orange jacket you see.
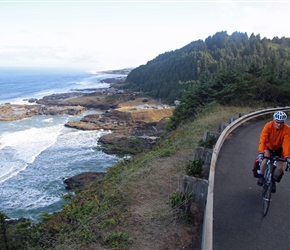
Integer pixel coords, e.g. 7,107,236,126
257,111,290,193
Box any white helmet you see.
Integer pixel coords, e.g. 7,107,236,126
273,111,287,122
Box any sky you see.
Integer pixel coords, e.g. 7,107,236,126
1,1,290,72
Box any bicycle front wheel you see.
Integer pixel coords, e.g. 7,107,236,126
262,184,272,217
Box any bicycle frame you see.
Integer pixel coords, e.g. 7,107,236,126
262,155,286,217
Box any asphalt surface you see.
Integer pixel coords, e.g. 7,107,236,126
213,119,290,250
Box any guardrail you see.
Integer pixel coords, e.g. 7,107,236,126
202,107,290,250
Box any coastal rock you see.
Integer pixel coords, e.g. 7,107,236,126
64,110,134,131
98,133,129,145
36,92,84,105
100,76,126,84
63,172,106,190
0,103,87,121
42,105,87,116
28,98,38,103
64,107,171,155
0,104,43,121
64,121,101,130
98,133,160,155
77,109,171,133
81,110,133,130
96,116,169,155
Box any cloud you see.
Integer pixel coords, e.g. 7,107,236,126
1,2,290,70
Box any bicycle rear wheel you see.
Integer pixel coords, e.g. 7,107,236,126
262,184,272,217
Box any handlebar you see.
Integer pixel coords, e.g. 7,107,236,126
262,156,290,171
262,155,286,162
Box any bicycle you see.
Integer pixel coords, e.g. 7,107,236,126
262,155,290,217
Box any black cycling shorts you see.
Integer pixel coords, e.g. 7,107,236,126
265,147,283,157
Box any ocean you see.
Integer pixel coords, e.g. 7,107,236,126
0,67,123,221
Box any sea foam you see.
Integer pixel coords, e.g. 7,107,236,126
0,124,62,183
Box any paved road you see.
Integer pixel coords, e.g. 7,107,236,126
213,119,290,250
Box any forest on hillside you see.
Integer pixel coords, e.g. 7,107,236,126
124,31,290,128
126,31,290,105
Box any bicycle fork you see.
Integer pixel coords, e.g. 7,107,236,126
263,161,273,201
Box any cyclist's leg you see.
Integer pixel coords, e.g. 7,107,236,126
274,162,283,179
273,148,283,180
270,149,283,193
260,149,271,175
258,148,271,186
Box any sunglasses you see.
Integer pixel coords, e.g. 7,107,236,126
275,121,284,124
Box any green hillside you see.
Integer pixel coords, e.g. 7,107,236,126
125,31,290,129
126,31,290,104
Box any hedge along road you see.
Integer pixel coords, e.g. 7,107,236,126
213,118,290,250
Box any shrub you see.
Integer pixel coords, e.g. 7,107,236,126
104,231,132,249
170,191,194,221
185,159,202,177
198,134,217,148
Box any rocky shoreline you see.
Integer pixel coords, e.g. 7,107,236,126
0,93,87,122
0,75,128,122
0,77,173,191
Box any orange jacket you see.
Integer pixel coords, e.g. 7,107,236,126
258,120,290,157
